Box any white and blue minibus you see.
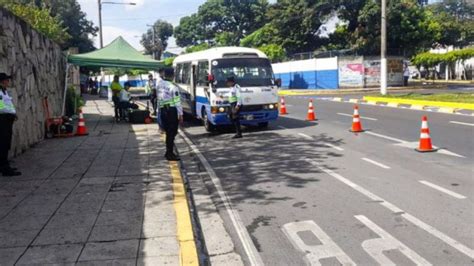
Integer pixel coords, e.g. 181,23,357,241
173,47,280,132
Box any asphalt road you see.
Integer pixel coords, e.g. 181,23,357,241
181,96,474,265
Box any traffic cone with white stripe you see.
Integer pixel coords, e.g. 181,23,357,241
306,99,317,121
75,109,89,136
279,97,288,115
415,116,437,152
349,105,364,132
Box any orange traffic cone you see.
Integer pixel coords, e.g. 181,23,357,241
280,97,288,115
350,105,364,132
76,109,89,136
416,116,437,152
306,99,317,121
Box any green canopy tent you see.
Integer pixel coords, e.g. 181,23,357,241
67,36,162,69
63,36,163,115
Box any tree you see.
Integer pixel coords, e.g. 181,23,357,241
174,14,207,47
428,0,474,47
258,44,286,62
174,0,269,47
328,0,442,57
264,0,334,54
4,0,98,52
141,20,173,60
0,1,70,44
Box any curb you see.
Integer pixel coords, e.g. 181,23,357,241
363,96,474,111
292,96,474,116
277,84,447,96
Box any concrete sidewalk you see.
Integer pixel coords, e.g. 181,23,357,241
0,97,192,265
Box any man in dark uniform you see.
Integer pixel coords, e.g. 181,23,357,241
0,73,21,176
226,76,242,138
157,68,183,161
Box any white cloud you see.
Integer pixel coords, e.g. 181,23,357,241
94,26,144,50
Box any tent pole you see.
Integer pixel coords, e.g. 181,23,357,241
62,63,70,117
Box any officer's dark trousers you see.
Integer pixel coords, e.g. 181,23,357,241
0,114,15,169
112,96,120,118
230,103,242,135
160,106,178,155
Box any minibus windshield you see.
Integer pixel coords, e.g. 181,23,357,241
211,58,274,88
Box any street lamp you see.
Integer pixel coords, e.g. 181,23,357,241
380,0,387,95
146,24,156,60
97,0,136,48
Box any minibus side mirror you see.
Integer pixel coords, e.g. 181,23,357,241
275,78,282,87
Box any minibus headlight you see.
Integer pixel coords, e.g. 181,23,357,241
268,104,275,109
218,107,225,113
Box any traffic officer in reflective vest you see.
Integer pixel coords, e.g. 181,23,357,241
157,68,183,161
0,73,21,176
226,76,242,138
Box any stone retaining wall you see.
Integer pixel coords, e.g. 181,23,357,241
0,7,66,156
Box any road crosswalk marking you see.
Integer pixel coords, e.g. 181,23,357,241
356,215,432,265
309,160,474,259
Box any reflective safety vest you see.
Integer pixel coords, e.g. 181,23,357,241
229,84,242,107
157,80,183,115
0,89,16,114
144,79,155,95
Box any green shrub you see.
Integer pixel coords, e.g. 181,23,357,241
65,86,83,117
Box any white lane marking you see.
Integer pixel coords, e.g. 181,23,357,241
365,131,407,143
324,143,344,151
356,215,432,265
308,160,474,259
337,113,378,121
277,125,288,130
361,158,391,169
282,221,356,266
298,133,313,140
419,180,467,199
179,131,264,266
395,142,465,158
450,121,474,127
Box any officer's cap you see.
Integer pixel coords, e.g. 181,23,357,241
0,73,12,81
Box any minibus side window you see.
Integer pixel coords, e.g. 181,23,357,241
182,63,191,85
197,61,209,86
175,64,183,83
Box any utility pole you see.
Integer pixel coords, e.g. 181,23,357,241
380,0,387,95
98,0,103,48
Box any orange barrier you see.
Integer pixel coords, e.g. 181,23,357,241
306,99,317,121
280,97,288,115
415,116,437,152
350,105,364,132
75,109,89,136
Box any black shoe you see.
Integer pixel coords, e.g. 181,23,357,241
165,153,181,161
1,168,21,176
232,134,242,139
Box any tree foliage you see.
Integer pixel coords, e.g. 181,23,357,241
258,44,286,62
2,0,98,52
0,1,70,44
141,20,173,60
174,0,269,47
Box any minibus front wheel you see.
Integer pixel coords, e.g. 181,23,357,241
202,109,216,132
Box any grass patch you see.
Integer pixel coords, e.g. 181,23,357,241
370,93,474,103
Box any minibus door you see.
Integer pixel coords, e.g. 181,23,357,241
190,64,197,116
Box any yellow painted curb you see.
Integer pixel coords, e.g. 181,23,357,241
363,96,474,110
387,102,399,108
333,97,343,102
438,107,456,113
170,161,199,266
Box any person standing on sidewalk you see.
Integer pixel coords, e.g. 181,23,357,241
157,68,183,161
155,68,166,132
226,76,242,139
0,73,21,176
111,75,122,122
